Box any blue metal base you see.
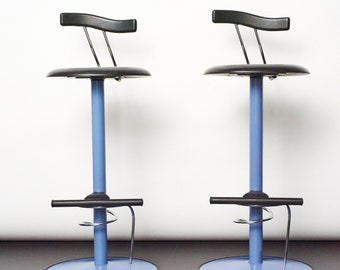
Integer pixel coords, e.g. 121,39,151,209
200,256,312,270
47,257,158,270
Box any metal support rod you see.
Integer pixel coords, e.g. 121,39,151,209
103,31,117,67
91,79,107,267
254,29,267,64
283,205,292,270
84,27,101,67
235,24,250,64
128,206,136,265
249,76,264,265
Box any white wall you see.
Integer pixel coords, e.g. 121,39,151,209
0,0,339,240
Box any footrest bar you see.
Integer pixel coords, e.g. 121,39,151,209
210,197,303,206
51,198,143,208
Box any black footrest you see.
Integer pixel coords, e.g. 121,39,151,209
210,192,303,207
52,198,143,208
52,192,143,208
51,192,143,208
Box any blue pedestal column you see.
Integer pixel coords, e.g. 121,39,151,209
249,77,263,266
91,79,108,267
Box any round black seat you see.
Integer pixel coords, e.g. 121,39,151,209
47,67,151,79
205,64,309,78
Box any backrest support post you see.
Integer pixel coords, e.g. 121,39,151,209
83,27,101,67
235,24,250,64
254,29,267,64
102,31,117,67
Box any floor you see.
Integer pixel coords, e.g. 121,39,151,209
0,241,338,270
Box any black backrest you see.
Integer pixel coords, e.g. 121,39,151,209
212,10,290,64
59,13,138,67
213,10,289,31
60,13,137,33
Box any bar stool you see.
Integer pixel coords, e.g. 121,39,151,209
200,10,311,270
47,13,158,270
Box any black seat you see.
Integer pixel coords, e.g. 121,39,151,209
47,13,150,79
205,10,309,78
48,66,150,79
205,64,308,78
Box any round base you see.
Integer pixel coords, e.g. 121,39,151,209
200,256,312,270
47,257,158,270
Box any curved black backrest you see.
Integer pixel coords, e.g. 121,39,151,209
213,10,289,31
61,13,137,33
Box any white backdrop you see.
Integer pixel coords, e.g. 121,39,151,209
0,0,339,240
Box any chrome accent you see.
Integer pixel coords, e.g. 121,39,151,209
254,29,267,64
79,209,117,226
234,24,250,64
83,27,101,67
234,207,273,224
102,31,117,67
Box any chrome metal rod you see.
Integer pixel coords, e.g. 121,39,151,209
102,31,117,67
234,207,273,224
235,24,250,64
83,27,101,67
79,209,118,227
254,29,267,64
283,205,292,270
128,206,136,265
